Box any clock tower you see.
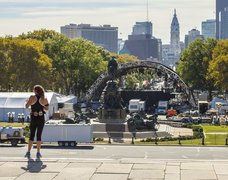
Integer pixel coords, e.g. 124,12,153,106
170,9,181,56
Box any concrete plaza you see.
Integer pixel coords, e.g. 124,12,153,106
1,157,228,179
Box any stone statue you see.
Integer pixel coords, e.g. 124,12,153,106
104,81,122,109
98,57,126,123
108,56,118,80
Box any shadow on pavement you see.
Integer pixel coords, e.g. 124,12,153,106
21,158,47,172
35,145,94,150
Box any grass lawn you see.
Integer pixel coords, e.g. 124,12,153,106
135,125,228,146
138,139,203,145
201,125,228,133
0,122,29,128
205,134,228,145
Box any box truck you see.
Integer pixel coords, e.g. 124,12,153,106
36,121,93,146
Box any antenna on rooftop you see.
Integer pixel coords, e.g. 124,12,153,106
146,0,149,21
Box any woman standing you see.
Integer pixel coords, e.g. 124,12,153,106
25,85,49,159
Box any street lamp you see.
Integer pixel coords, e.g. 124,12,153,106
216,103,222,124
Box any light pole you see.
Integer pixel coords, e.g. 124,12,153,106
216,103,222,124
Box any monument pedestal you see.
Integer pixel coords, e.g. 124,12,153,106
98,108,126,123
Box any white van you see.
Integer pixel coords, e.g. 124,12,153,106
157,101,168,115
128,99,145,113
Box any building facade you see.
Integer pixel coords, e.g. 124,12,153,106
221,7,228,39
202,19,216,39
216,0,228,39
61,24,118,53
184,29,204,48
121,34,162,61
120,20,161,61
170,9,181,56
162,9,181,67
132,21,153,36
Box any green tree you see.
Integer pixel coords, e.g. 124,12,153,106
19,29,63,41
177,38,217,99
208,40,228,92
45,37,107,96
111,53,138,64
19,29,110,95
0,38,11,90
0,38,52,91
18,29,71,92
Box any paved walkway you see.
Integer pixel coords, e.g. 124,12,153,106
1,157,228,180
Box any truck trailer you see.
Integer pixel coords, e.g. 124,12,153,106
38,121,93,146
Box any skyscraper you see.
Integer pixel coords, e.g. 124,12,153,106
162,9,181,66
202,19,216,39
132,21,153,36
61,23,118,53
121,34,162,61
184,29,204,48
120,19,161,61
170,9,180,56
221,7,228,39
216,0,228,39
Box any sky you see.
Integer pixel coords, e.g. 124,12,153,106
0,0,215,44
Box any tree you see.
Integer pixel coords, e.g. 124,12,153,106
44,37,107,95
176,38,217,99
0,38,52,91
69,39,107,96
113,53,138,64
0,38,11,90
18,29,110,95
208,40,228,92
19,29,71,92
19,29,63,41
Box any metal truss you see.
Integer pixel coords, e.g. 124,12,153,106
85,61,196,107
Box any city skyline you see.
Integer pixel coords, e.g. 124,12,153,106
0,0,215,44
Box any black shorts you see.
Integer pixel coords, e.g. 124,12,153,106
29,115,45,141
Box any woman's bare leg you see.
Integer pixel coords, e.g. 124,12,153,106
36,141,42,153
28,140,33,152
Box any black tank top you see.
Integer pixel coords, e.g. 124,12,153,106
31,95,44,112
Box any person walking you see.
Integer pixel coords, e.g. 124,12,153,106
24,85,49,159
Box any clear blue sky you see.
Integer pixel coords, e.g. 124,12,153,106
0,0,215,44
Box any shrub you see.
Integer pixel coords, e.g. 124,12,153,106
94,137,104,142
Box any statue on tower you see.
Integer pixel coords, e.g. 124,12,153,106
108,56,118,80
104,56,121,109
98,56,126,123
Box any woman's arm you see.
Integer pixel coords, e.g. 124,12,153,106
25,96,34,108
43,98,49,111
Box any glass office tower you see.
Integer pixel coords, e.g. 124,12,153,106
216,0,228,39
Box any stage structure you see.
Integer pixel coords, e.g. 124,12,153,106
85,60,196,107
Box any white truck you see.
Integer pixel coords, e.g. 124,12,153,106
157,101,168,115
128,99,145,113
39,121,93,146
0,126,25,146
